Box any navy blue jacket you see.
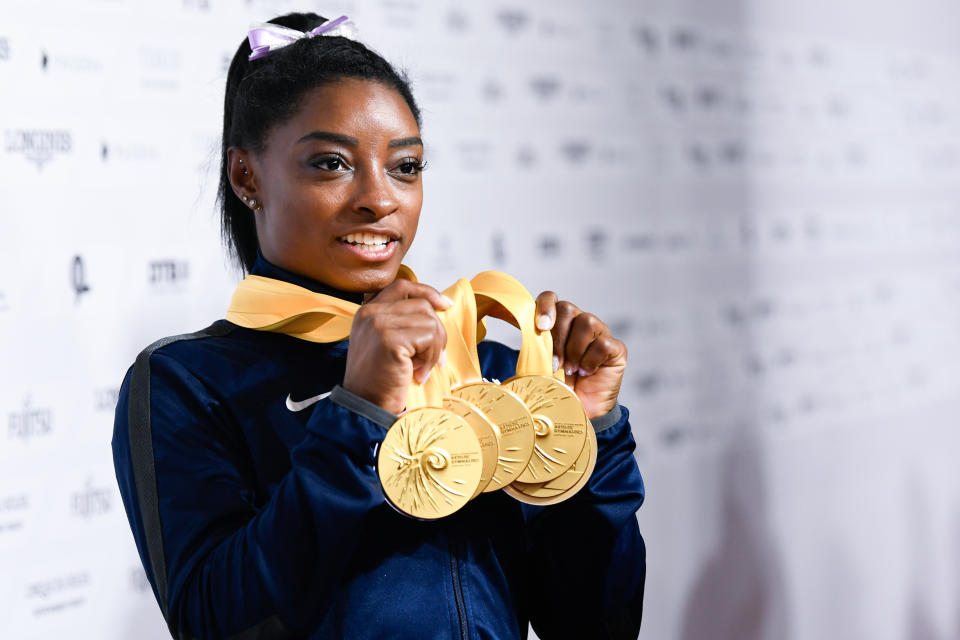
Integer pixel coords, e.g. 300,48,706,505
112,256,645,639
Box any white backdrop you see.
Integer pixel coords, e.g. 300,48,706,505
2,1,960,638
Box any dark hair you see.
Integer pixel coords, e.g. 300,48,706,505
218,12,421,272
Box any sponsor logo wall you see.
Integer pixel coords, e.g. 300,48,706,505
2,1,959,639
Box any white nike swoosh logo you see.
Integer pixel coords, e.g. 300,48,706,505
285,391,331,412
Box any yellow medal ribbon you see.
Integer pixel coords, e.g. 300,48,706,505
225,264,417,343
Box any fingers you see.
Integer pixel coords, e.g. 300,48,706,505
359,298,447,384
535,291,558,332
550,300,581,373
551,304,627,378
368,279,453,311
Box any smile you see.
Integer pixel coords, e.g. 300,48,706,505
336,232,399,261
338,232,396,248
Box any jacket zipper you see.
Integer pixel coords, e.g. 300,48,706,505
448,537,470,640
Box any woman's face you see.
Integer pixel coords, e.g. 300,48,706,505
240,78,424,293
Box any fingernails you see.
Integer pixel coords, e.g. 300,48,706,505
536,314,553,331
578,368,589,377
439,350,447,367
439,295,454,308
565,365,575,377
552,355,560,372
419,369,432,384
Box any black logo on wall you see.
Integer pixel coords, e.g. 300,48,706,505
8,396,53,442
529,76,561,101
496,9,530,35
26,572,90,617
5,129,72,170
586,228,608,259
94,387,120,412
149,260,190,287
538,235,562,258
70,478,112,519
0,37,10,61
72,255,90,302
0,493,29,535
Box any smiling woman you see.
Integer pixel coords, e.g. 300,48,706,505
111,11,645,640
229,80,425,292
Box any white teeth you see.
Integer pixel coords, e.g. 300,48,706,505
341,232,391,246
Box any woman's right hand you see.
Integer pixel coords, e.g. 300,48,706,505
342,280,452,415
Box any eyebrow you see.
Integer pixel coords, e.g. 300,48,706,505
295,130,423,148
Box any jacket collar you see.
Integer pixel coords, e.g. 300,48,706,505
249,252,365,305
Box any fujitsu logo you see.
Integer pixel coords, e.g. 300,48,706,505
70,478,112,519
5,129,72,170
7,395,53,442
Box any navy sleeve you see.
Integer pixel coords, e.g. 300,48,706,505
112,347,389,639
476,341,647,639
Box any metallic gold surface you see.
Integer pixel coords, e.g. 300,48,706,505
442,396,499,498
503,375,588,483
452,382,536,492
504,414,597,505
377,407,483,520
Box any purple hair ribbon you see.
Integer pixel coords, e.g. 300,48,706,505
248,16,354,61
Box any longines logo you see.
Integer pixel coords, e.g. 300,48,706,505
149,259,190,287
70,478,112,519
0,493,29,535
8,395,53,442
26,571,90,617
5,129,72,170
0,37,9,60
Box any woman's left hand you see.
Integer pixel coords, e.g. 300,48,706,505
535,292,627,419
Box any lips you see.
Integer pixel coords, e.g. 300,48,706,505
338,232,395,248
336,230,400,261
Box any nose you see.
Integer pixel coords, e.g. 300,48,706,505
350,163,400,219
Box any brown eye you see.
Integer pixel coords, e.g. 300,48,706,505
311,155,349,172
395,159,426,175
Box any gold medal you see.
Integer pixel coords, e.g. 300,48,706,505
503,375,588,483
452,382,536,492
442,396,500,498
505,414,597,505
377,406,483,520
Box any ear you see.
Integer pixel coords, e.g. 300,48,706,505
227,147,262,210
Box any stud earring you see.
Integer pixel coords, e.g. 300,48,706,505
239,159,248,175
250,199,259,210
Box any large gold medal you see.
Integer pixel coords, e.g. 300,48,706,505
505,414,597,505
441,396,500,498
452,382,536,492
503,375,588,483
377,407,483,520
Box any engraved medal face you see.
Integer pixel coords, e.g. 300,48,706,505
452,382,536,492
377,407,483,520
505,415,597,506
442,396,499,498
503,375,588,483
